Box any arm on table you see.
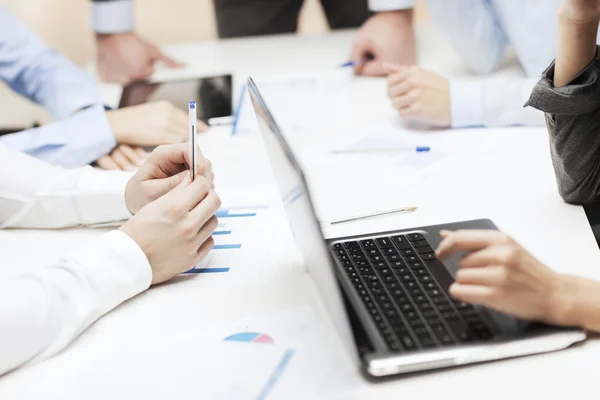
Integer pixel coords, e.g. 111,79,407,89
0,143,131,229
0,231,151,376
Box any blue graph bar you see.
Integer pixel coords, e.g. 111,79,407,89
217,209,257,218
213,244,242,250
257,350,296,400
213,230,232,235
184,267,230,274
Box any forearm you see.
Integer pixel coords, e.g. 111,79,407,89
555,274,600,333
0,144,132,229
450,77,545,128
0,231,150,376
555,9,599,87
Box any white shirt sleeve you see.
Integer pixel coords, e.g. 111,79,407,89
0,230,152,376
369,0,416,11
449,77,545,128
90,0,134,34
0,143,133,229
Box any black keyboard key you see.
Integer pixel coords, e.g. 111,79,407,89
405,255,420,263
413,268,429,276
376,237,394,249
423,310,439,319
399,274,415,283
404,281,418,290
424,260,454,292
373,262,387,269
360,239,376,249
338,254,349,262
344,241,359,249
421,253,436,261
400,335,417,351
366,248,380,256
401,249,415,256
409,318,424,328
382,248,396,255
333,243,343,250
382,275,397,284
417,246,434,255
424,282,437,290
432,296,448,305
392,235,412,249
408,262,424,269
385,282,401,291
347,248,361,255
386,254,402,262
408,233,425,241
414,295,429,304
378,268,393,276
438,304,454,313
389,261,406,269
335,249,346,256
421,336,436,348
418,302,433,311
393,267,409,275
369,255,384,262
447,319,470,341
411,240,429,248
418,275,433,284
400,303,414,313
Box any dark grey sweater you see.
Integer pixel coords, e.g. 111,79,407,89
527,46,600,205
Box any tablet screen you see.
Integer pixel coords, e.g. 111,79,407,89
119,75,233,123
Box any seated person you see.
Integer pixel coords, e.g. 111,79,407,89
437,0,600,334
352,0,600,128
0,142,219,376
0,6,205,171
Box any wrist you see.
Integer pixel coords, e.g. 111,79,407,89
124,177,137,214
377,9,413,21
558,4,600,26
548,274,591,329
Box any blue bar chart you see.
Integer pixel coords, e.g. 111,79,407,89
184,205,267,275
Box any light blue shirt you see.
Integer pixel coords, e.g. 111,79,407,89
0,7,116,168
374,0,600,127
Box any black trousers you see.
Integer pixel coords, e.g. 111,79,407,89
213,0,371,38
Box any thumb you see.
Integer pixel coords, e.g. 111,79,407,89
148,171,191,202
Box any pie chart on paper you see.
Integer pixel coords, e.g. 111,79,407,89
224,332,275,344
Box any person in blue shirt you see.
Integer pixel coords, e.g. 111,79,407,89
352,0,600,129
0,6,202,170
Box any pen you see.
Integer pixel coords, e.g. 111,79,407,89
231,84,246,136
189,101,197,181
330,207,418,225
340,55,375,68
331,146,430,155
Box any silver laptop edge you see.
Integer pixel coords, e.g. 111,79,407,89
247,77,586,377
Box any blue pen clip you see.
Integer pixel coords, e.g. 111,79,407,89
189,101,196,109
416,146,430,152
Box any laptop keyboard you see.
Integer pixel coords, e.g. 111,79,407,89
332,233,494,353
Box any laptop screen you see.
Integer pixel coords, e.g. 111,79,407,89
248,78,359,363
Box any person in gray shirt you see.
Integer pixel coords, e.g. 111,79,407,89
527,0,600,205
436,0,600,339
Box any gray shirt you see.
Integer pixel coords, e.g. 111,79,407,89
526,46,600,205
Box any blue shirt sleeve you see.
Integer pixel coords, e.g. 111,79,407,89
0,106,116,168
0,6,102,118
0,7,116,166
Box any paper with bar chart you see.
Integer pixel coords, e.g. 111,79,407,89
171,185,287,286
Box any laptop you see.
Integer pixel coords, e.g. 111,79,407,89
247,77,586,377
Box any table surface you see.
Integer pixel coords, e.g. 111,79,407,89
2,24,600,399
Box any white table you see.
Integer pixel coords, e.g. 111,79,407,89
2,24,600,399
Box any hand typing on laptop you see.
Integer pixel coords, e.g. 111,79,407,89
437,230,600,333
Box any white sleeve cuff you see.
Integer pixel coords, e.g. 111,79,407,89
449,79,485,128
91,0,134,34
76,168,134,226
369,0,416,11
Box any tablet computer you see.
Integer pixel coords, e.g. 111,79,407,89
119,75,233,125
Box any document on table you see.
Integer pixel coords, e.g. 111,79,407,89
167,184,294,287
234,69,355,136
58,340,299,400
